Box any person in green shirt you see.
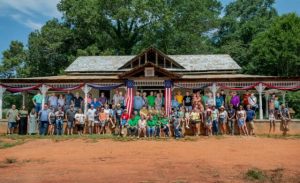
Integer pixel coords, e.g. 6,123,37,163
32,91,43,113
6,105,19,134
127,111,140,137
147,115,156,137
152,115,161,137
160,115,170,137
147,91,156,108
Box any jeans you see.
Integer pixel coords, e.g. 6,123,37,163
55,119,64,135
228,119,235,135
147,126,155,137
35,103,42,113
162,125,170,137
39,121,49,135
212,120,219,135
155,126,161,137
174,126,182,138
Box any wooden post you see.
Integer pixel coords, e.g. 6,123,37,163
164,57,166,68
145,53,147,63
0,86,6,119
22,92,26,106
155,52,158,65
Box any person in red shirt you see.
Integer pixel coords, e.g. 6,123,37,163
120,110,129,136
243,90,251,108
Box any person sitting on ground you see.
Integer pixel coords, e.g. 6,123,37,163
120,109,129,136
160,114,170,137
279,104,291,136
237,105,247,135
219,106,228,135
269,110,276,135
127,114,138,137
138,115,147,138
246,104,256,135
75,109,86,136
147,114,156,138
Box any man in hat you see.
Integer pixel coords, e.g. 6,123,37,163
87,104,96,134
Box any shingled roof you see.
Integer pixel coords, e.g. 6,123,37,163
65,48,241,73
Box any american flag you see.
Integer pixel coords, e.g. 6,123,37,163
126,80,134,118
164,80,173,117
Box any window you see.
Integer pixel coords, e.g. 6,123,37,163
145,67,155,77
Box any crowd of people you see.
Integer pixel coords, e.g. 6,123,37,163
5,89,292,137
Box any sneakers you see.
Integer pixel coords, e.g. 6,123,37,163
186,125,190,129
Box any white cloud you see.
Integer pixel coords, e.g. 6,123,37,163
0,0,61,18
11,13,43,30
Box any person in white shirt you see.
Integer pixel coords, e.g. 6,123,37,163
75,109,86,135
248,92,258,111
87,105,96,134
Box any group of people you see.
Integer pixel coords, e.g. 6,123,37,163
5,89,291,137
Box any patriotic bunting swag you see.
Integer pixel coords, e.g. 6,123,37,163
125,80,134,118
164,80,173,117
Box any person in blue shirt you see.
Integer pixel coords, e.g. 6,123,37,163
215,92,224,109
134,91,145,113
246,104,256,135
91,98,102,108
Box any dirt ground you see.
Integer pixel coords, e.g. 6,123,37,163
0,136,299,183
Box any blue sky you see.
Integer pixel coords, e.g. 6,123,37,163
0,0,300,59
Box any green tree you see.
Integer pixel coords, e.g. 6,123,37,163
216,0,278,67
247,13,300,76
0,41,27,78
26,19,73,76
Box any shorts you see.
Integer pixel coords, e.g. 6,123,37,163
205,122,212,127
219,118,226,124
121,119,127,126
67,121,74,129
185,106,192,112
88,120,95,127
100,120,106,127
8,122,17,129
94,120,99,125
191,119,200,124
77,124,84,131
249,121,255,129
238,119,245,128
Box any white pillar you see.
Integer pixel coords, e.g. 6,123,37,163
22,92,26,106
39,84,49,110
0,86,6,120
209,83,219,106
255,83,266,120
265,92,269,118
82,84,92,115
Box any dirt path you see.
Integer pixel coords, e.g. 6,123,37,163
0,137,299,183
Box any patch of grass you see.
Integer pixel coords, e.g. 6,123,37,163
245,168,266,181
0,140,25,149
269,168,284,183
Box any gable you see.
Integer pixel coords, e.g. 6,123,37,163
118,47,185,70
119,62,181,79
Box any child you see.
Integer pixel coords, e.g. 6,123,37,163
185,109,191,129
120,109,129,136
219,106,228,135
138,115,147,138
99,108,107,134
160,115,170,137
178,107,185,128
172,109,182,139
269,110,276,134
237,105,248,135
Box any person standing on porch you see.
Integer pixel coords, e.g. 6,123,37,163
58,94,65,111
147,91,155,109
48,93,58,111
38,104,50,136
215,92,224,109
6,104,19,135
99,92,107,105
183,91,193,112
72,92,83,112
243,90,251,108
65,91,74,111
225,91,233,109
155,93,162,110
18,105,28,135
28,108,37,135
220,90,226,105
91,97,101,109
142,92,148,108
175,91,183,107
32,91,43,113
206,92,214,108
134,91,144,113
248,92,258,111
112,90,120,105
230,91,240,110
